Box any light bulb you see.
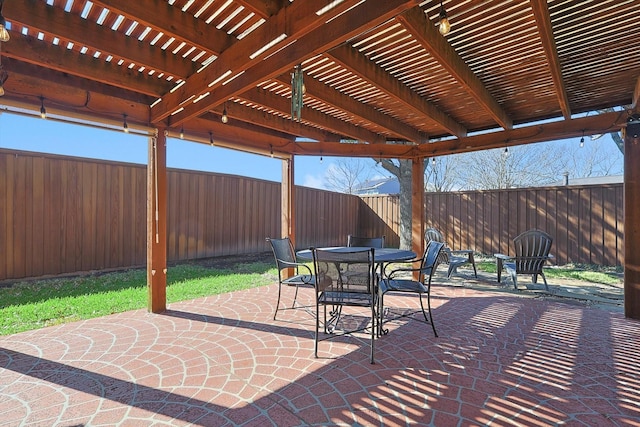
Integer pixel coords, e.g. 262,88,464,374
438,15,450,35
123,114,129,133
579,137,584,148
221,107,228,124
180,126,184,139
0,19,9,42
0,85,4,97
438,1,451,36
39,97,46,119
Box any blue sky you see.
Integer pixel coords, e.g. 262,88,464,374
0,110,624,190
0,112,335,189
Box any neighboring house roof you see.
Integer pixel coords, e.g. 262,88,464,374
554,175,623,186
353,177,400,195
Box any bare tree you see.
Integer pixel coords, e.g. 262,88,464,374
323,158,377,194
377,158,414,249
455,144,568,190
596,107,624,154
564,136,623,178
425,155,463,192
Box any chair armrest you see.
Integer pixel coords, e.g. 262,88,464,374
280,259,313,275
452,249,473,255
494,253,512,261
382,258,422,279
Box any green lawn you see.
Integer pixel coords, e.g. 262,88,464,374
0,261,277,336
0,256,622,336
475,261,621,285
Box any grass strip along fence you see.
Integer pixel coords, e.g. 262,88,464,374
0,257,621,336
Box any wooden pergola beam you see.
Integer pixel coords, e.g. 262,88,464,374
5,0,196,79
327,45,467,138
215,100,341,143
277,111,624,158
150,0,368,124
530,0,572,120
239,88,385,143
1,35,170,97
1,58,156,105
155,0,420,127
274,75,427,143
90,0,236,56
236,0,285,18
397,7,513,130
419,111,624,157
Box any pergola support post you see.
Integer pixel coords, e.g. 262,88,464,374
282,156,295,241
147,128,167,313
625,117,640,319
412,157,425,279
281,156,295,278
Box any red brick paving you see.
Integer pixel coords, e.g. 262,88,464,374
1,283,639,426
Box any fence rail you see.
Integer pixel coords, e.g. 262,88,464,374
0,149,623,280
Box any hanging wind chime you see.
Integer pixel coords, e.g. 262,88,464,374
291,64,304,121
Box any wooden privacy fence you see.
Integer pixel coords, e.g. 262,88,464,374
0,149,623,280
360,185,624,266
0,149,357,281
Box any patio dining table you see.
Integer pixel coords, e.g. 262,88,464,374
296,247,416,264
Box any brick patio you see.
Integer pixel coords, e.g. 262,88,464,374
1,282,639,426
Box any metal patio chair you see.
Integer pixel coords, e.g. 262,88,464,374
312,247,377,363
378,240,444,338
267,237,315,320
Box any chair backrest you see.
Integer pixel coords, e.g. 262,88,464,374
347,235,385,248
424,228,449,264
419,241,445,283
266,237,296,271
312,248,375,297
424,228,444,244
512,229,553,274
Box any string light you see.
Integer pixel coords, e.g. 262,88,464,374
503,146,509,156
579,130,585,148
122,114,129,132
209,131,214,146
221,104,228,124
0,9,10,42
39,96,46,119
270,145,274,158
438,0,451,36
179,125,184,139
432,157,436,166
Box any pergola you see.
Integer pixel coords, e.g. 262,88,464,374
0,1,638,317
